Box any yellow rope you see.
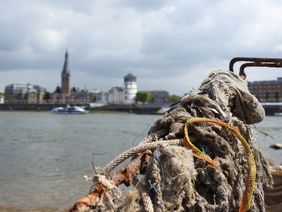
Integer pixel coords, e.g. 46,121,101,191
184,117,256,212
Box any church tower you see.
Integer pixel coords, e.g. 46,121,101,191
61,50,71,95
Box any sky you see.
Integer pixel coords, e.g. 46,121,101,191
1,0,282,96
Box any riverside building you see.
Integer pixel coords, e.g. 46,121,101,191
0,93,4,104
248,77,282,102
123,73,137,104
93,73,138,105
4,83,46,104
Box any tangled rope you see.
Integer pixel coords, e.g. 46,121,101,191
69,70,273,212
99,139,182,175
184,117,256,212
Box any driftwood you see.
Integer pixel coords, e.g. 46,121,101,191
69,70,276,212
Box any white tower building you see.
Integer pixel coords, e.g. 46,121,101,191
123,73,137,104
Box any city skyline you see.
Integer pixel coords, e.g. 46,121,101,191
1,0,282,95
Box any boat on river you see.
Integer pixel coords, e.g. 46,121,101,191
51,105,88,114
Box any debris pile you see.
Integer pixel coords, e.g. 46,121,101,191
70,70,274,212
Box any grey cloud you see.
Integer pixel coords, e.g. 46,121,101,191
120,0,170,11
1,0,282,95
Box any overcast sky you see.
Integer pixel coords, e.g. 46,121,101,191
1,0,282,95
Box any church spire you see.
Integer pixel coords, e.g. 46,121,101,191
62,50,70,74
61,50,71,95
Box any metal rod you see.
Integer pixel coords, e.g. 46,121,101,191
229,57,282,79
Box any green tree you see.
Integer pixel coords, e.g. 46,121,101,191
136,91,152,103
170,95,181,103
43,91,51,101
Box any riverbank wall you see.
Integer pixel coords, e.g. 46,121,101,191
0,103,163,114
0,103,281,115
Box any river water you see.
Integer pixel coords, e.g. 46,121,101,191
0,112,281,211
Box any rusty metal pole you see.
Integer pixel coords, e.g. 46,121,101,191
229,57,282,79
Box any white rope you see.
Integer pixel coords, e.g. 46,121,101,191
100,139,182,175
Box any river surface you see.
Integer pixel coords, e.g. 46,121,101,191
0,112,281,211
